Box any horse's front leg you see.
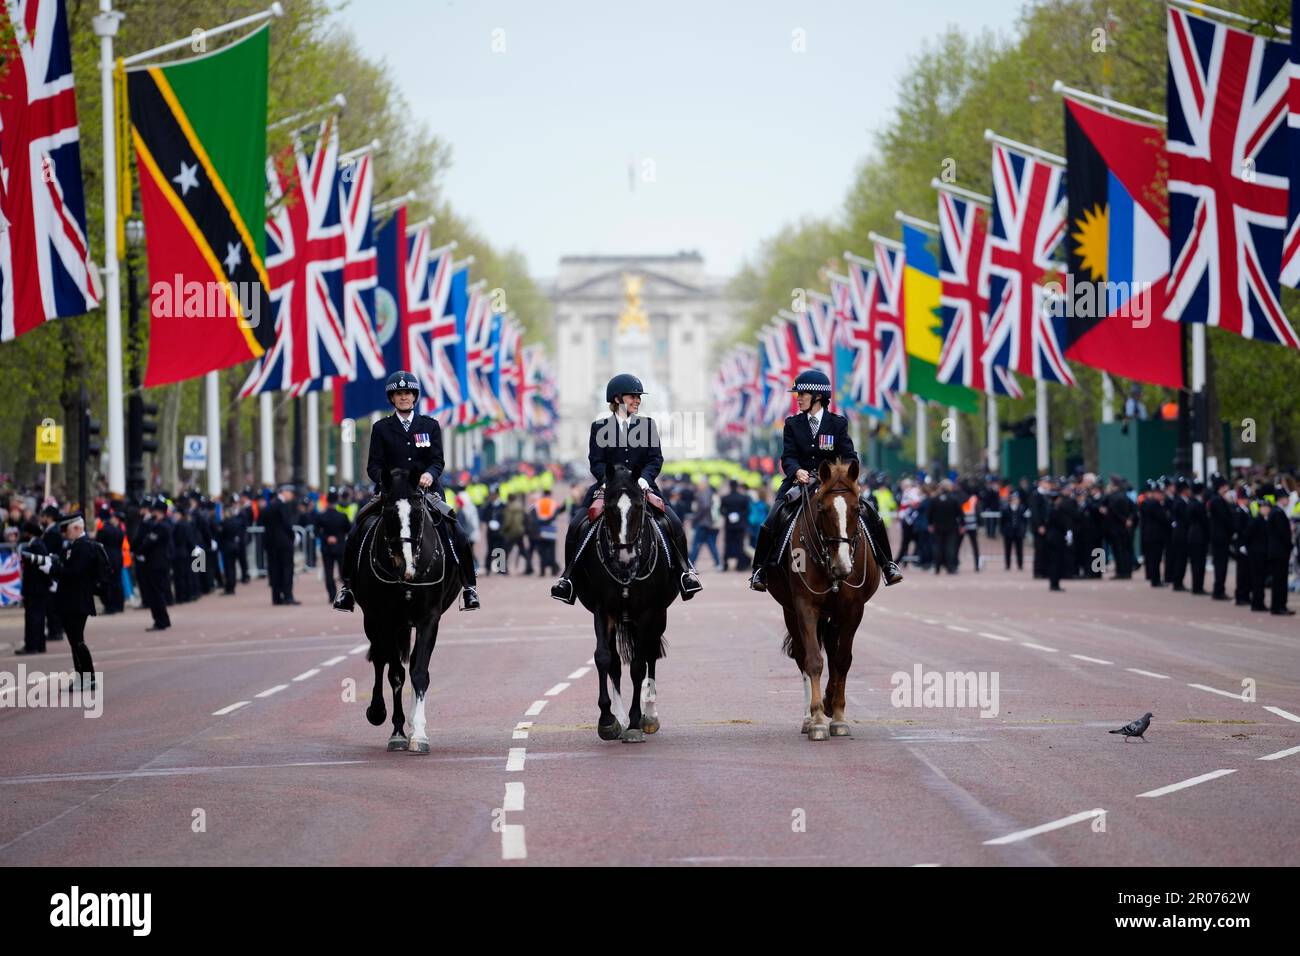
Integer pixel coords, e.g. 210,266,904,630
827,605,862,737
622,651,647,743
388,656,407,751
798,604,830,740
366,656,387,727
407,611,440,754
593,612,621,740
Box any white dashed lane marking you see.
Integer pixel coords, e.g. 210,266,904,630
325,655,350,665
1258,745,1300,762
1263,706,1300,723
292,669,320,682
503,781,525,811
1126,668,1170,680
506,748,526,772
984,809,1106,846
978,632,1013,642
1137,769,1237,799
1070,654,1113,665
544,682,570,696
348,645,367,656
212,701,250,716
513,721,532,740
1187,683,1246,700
255,684,288,699
524,699,548,716
567,667,591,680
1020,642,1057,653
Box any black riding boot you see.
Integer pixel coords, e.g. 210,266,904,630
659,510,701,601
862,497,903,585
550,516,590,605
749,521,775,591
451,523,480,610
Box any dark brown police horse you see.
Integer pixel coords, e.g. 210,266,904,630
766,459,881,740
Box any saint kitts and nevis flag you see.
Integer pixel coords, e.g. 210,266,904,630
125,24,274,385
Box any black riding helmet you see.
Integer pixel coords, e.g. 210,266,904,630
606,373,645,404
385,370,420,405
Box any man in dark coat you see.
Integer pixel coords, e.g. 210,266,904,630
1000,490,1027,571
1207,476,1234,600
749,369,901,591
552,372,701,603
719,479,752,572
262,484,299,606
334,370,479,611
1164,478,1190,591
15,522,52,655
928,481,962,575
1185,481,1210,595
1262,492,1295,616
1232,486,1254,606
133,499,173,631
1029,480,1051,578
1102,477,1136,579
316,495,351,604
37,505,64,642
1045,490,1071,591
95,508,126,613
49,513,98,686
1245,497,1270,612
1139,482,1169,587
217,499,244,596
170,507,197,604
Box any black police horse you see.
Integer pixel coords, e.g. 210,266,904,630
352,467,463,753
569,465,676,742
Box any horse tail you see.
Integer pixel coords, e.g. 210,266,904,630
782,630,796,659
616,619,635,665
783,620,831,659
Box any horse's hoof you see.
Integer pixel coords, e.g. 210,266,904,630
386,734,407,751
801,718,812,735
807,723,830,741
621,727,645,743
640,716,660,735
367,703,387,727
830,721,852,737
597,721,622,741
408,737,430,754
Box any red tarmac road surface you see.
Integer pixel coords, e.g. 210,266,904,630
0,542,1296,866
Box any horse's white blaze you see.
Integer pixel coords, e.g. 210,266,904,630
617,493,631,545
833,496,852,574
411,692,427,741
396,498,415,580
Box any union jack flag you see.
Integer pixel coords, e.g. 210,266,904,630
0,552,20,606
489,315,525,431
870,240,908,398
457,282,498,426
0,0,98,341
1285,0,1300,292
838,263,890,415
935,191,1022,398
714,347,759,435
759,320,796,425
985,142,1076,384
522,345,557,440
1169,6,1297,347
404,227,455,418
793,292,836,390
241,119,347,396
426,258,465,427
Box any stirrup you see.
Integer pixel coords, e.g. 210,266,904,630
749,567,767,592
333,587,355,612
460,586,480,611
679,571,702,601
550,577,576,605
883,561,904,586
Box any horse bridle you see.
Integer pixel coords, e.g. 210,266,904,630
366,493,446,588
595,489,661,596
792,480,869,594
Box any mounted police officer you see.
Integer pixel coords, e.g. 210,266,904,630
333,370,479,612
748,369,903,592
550,372,702,604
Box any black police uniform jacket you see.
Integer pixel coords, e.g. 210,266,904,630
262,498,297,553
776,410,856,500
367,413,444,495
52,536,98,618
586,415,663,501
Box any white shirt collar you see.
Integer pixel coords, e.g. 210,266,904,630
396,410,414,424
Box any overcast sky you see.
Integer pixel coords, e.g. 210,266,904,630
338,0,1018,279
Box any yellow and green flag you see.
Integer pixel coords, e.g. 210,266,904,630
902,223,978,413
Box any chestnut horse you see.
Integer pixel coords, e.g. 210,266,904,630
765,459,881,740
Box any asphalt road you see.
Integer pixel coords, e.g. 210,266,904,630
0,539,1296,866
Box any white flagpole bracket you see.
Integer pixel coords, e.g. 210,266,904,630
122,3,283,68
1167,0,1289,36
983,129,1066,168
843,251,875,269
866,231,904,251
930,178,992,207
895,211,939,233
268,93,347,132
1051,81,1167,124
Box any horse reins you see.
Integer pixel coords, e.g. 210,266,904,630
790,481,871,595
364,495,447,588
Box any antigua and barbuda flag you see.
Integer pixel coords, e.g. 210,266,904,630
1063,97,1183,387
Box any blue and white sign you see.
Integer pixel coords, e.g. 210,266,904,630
183,435,208,470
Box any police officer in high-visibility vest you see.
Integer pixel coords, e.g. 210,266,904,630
333,370,480,612
749,369,903,591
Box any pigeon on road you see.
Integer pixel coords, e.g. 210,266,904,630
1109,712,1153,741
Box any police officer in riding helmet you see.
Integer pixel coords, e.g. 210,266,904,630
333,370,480,612
748,368,903,591
550,373,702,604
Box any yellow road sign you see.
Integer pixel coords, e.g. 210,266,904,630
36,420,64,464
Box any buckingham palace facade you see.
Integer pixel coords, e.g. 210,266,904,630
546,252,742,465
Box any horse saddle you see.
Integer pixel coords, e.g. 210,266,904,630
588,496,605,521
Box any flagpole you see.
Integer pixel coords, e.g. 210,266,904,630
1051,81,1167,124
260,392,275,488
120,3,284,67
1191,324,1206,481
94,1,126,497
983,129,1066,167
340,420,354,484
268,93,346,132
895,211,939,233
915,397,928,475
929,179,992,207
1101,371,1115,424
205,371,222,497
1166,0,1290,35
987,393,1000,474
1036,382,1050,474
947,405,959,472
307,391,321,489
